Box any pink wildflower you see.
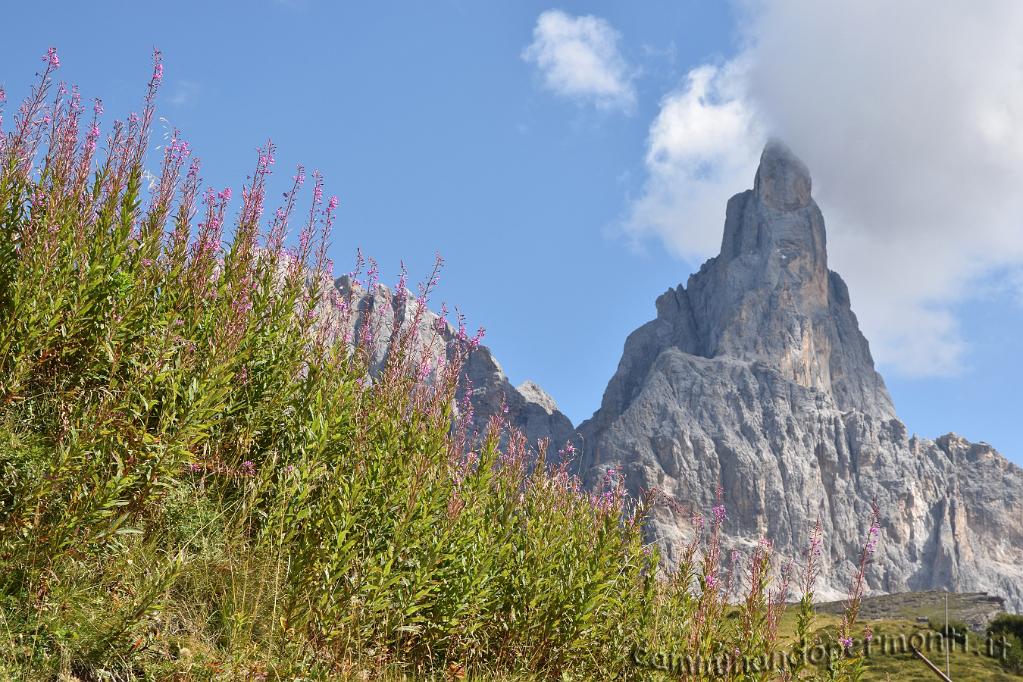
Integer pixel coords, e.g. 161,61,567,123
152,58,163,83
810,525,824,557
712,504,727,524
43,47,60,68
417,359,432,382
257,148,275,171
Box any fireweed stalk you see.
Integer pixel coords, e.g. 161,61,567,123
829,499,883,681
0,49,882,681
790,515,826,678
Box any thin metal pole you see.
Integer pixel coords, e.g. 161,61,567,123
913,646,954,682
945,592,951,678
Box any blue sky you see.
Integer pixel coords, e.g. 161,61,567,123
3,2,1021,466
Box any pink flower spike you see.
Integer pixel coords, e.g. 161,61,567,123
712,504,727,524
43,47,60,68
151,49,164,82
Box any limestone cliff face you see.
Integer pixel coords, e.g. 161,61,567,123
578,142,1023,610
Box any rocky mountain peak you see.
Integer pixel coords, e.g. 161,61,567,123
517,380,560,415
630,142,894,420
332,275,577,454
753,139,813,211
578,141,1023,611
720,139,825,273
327,141,1023,612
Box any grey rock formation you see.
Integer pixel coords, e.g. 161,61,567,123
461,345,577,454
578,141,1023,611
334,275,576,454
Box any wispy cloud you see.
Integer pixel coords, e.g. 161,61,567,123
522,9,636,112
623,0,1023,378
623,60,763,260
169,80,199,107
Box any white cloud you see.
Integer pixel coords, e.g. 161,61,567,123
624,61,763,260
523,9,636,112
624,0,1023,377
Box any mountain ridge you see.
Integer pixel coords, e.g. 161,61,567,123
334,142,1023,611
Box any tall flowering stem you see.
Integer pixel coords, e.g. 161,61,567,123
841,498,882,647
690,487,726,651
5,47,60,179
791,514,825,678
737,538,773,661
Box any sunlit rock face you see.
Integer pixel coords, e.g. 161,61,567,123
577,142,1023,611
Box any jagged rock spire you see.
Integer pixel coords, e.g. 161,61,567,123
578,141,1023,611
753,139,813,211
607,141,895,420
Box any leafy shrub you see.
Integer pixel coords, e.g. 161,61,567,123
928,617,971,643
990,613,1023,641
1005,634,1023,674
989,615,1023,674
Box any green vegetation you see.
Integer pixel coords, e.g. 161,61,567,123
0,48,932,681
989,614,1023,674
927,618,970,644
990,614,1023,640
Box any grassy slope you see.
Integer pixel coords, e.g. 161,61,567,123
788,593,1023,681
